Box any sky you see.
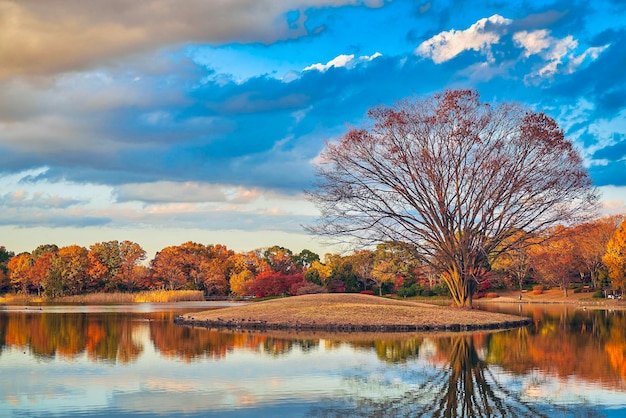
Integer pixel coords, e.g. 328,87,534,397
1,0,625,259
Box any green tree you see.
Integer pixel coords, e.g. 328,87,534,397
307,89,597,307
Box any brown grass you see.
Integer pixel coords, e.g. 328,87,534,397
185,293,528,328
1,290,205,305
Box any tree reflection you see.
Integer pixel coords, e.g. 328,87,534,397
422,336,545,417
0,311,143,363
310,334,605,418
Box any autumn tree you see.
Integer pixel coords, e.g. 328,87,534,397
490,230,536,292
54,245,89,295
573,216,624,288
293,249,320,269
88,241,122,291
307,89,597,307
115,241,146,292
347,250,375,292
261,245,298,274
529,227,579,297
7,252,33,294
371,241,421,296
229,269,254,296
603,220,626,291
150,245,193,290
304,260,332,287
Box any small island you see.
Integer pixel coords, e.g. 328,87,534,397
175,293,531,332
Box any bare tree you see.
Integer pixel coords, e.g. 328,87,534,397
307,89,597,307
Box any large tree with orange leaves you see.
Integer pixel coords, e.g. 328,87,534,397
308,89,598,307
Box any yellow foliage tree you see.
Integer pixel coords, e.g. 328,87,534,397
229,269,254,296
603,221,626,291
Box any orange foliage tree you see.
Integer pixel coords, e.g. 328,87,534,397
603,220,626,291
7,252,33,294
529,227,579,297
573,216,623,288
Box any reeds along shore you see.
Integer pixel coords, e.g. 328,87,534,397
0,290,205,304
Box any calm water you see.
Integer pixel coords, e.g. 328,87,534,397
0,302,624,417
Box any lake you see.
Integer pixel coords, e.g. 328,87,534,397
0,301,624,417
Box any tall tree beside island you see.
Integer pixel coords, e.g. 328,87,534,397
307,89,597,307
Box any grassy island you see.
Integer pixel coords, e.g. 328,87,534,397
175,293,531,332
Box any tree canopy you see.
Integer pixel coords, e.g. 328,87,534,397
307,89,598,307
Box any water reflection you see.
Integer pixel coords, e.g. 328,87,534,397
0,305,624,417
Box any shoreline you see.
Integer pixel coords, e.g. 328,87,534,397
174,293,532,333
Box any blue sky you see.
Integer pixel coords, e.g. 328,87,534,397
1,0,625,258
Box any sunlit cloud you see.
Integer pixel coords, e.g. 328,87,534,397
415,15,512,64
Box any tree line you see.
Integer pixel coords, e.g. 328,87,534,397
0,214,624,299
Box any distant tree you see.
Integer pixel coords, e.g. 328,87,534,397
304,260,332,287
307,89,598,307
529,227,578,297
603,220,626,292
262,245,298,274
88,241,122,291
371,241,421,296
150,246,190,290
574,216,624,288
293,249,320,269
115,241,146,292
244,271,304,298
490,230,536,292
0,246,12,293
348,250,375,292
32,252,57,298
324,253,358,293
7,253,33,294
229,269,254,296
55,245,89,295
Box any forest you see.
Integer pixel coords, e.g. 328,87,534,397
0,214,625,300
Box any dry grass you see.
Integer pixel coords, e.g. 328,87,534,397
1,290,205,305
0,294,43,304
186,293,527,328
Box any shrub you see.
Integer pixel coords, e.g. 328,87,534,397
291,282,325,296
593,289,604,299
486,292,499,298
532,285,544,295
431,284,451,296
359,290,376,296
397,283,423,298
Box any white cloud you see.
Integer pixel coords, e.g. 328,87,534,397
304,54,355,72
303,51,382,72
567,45,610,74
359,51,382,61
513,30,552,57
415,14,512,64
514,30,608,80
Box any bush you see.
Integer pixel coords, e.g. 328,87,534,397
359,290,376,296
486,292,499,298
291,282,325,296
397,283,423,298
431,284,451,296
532,285,544,295
593,289,604,299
